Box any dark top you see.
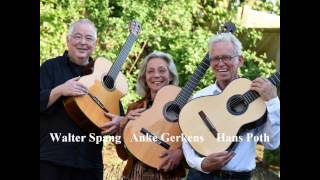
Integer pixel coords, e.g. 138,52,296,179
40,51,124,170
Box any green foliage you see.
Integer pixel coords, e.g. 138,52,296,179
41,0,280,170
264,147,280,166
252,0,280,16
41,0,279,107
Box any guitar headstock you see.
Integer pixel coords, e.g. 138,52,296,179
129,20,141,37
218,21,236,34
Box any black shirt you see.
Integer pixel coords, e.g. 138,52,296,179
40,51,124,170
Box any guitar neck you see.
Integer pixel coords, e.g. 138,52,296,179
243,71,280,104
108,33,138,79
268,71,280,87
175,53,210,107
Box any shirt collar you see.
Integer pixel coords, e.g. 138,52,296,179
63,50,93,66
212,81,222,94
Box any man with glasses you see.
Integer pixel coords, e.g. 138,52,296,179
40,19,124,180
182,32,280,180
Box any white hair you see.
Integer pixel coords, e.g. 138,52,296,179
67,18,97,40
208,32,242,59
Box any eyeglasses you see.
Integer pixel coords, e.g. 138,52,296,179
210,55,238,64
71,33,95,43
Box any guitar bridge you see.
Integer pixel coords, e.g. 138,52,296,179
199,111,218,138
87,93,109,113
140,128,170,149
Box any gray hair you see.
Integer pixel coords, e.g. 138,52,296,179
208,32,242,59
136,51,179,97
67,18,97,40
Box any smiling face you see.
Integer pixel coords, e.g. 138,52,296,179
67,24,96,65
145,58,172,99
210,41,244,89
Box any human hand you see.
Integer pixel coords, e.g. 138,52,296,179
158,148,183,172
126,108,145,120
251,77,277,101
201,151,235,172
59,76,88,96
100,113,124,135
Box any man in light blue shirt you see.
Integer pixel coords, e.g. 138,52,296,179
182,32,280,180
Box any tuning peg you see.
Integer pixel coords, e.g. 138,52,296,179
217,22,236,34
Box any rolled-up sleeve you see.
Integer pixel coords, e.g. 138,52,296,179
258,97,280,150
182,138,209,173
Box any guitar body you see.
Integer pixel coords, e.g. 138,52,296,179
179,78,267,156
64,57,128,133
123,85,183,168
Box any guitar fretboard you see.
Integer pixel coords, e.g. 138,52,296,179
175,53,211,107
107,33,138,79
243,71,280,104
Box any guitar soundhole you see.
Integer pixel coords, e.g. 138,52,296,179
227,95,248,115
103,75,115,90
163,101,181,122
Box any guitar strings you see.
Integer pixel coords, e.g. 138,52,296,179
168,55,210,119
109,34,136,77
104,33,137,88
228,73,280,108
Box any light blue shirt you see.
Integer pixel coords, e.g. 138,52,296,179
182,83,280,173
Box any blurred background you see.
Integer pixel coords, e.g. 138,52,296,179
40,0,280,179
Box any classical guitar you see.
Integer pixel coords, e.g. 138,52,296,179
123,53,210,168
179,72,280,156
123,22,236,168
64,20,141,133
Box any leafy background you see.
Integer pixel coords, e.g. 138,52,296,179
41,0,280,179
